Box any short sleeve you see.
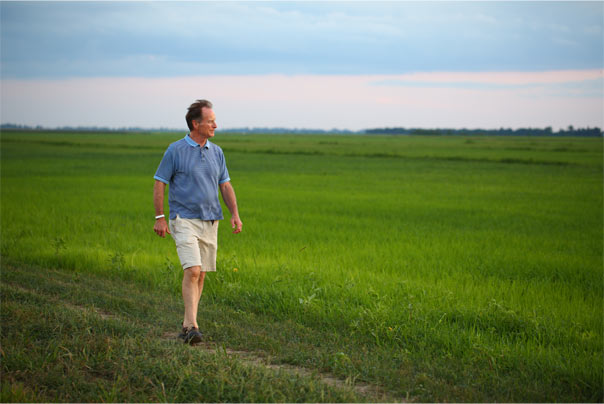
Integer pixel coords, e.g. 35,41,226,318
154,147,174,184
218,149,230,184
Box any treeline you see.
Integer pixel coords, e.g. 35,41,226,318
0,123,359,134
2,123,602,137
0,123,180,132
365,126,603,137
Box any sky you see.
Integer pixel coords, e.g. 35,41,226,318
1,1,603,131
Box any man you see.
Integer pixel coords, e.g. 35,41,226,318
153,99,242,344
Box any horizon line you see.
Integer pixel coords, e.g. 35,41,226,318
1,123,601,135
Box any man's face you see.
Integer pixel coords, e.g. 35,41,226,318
196,107,217,138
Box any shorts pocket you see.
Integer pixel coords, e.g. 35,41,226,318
169,215,180,235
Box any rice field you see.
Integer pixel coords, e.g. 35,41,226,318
1,130,602,402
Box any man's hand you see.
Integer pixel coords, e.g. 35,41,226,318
231,215,243,234
154,217,171,238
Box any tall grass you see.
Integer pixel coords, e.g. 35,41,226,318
1,130,602,401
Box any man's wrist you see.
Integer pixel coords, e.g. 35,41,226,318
155,214,165,220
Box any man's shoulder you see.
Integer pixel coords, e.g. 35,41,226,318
207,140,225,155
165,137,190,153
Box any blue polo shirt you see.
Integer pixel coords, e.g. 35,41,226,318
154,135,230,220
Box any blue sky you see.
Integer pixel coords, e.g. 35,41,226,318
1,1,602,130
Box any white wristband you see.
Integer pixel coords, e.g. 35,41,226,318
155,214,165,220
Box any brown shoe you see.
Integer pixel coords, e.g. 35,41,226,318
183,327,202,344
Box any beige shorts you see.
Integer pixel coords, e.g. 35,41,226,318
169,215,219,271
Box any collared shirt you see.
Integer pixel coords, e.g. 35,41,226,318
154,134,230,220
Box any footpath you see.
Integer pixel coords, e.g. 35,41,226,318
0,261,401,402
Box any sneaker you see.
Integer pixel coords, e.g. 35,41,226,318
183,327,203,344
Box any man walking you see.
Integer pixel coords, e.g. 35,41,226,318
153,99,242,344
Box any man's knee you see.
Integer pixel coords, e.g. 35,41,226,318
184,265,202,279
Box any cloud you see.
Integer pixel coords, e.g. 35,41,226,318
1,2,602,78
370,69,603,88
2,71,602,131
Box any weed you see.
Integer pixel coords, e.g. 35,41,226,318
52,237,66,258
108,251,125,271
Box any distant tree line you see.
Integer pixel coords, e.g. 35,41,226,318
0,123,181,132
364,126,602,137
0,124,359,134
1,123,602,137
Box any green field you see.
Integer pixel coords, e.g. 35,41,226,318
1,130,602,402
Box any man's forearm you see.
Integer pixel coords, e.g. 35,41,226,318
153,180,170,238
153,180,167,215
220,182,242,233
220,182,239,217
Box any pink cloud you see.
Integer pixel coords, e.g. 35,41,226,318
1,71,602,131
372,69,603,85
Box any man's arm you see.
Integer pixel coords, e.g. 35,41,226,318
153,180,170,238
219,181,242,234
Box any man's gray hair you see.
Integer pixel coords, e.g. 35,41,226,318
186,99,213,131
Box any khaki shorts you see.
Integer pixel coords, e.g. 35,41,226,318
169,215,218,271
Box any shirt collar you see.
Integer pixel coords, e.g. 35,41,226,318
185,134,211,149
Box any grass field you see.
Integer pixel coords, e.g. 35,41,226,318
1,130,602,402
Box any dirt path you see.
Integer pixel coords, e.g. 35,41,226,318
161,331,402,402
2,264,407,402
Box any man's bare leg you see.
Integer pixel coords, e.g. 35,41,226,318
196,271,206,308
182,266,202,329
